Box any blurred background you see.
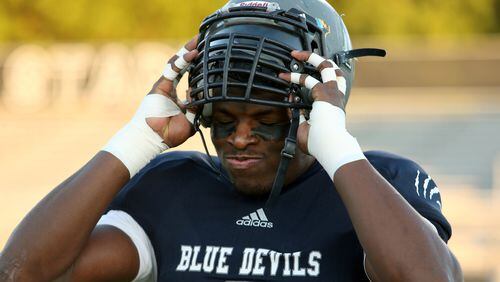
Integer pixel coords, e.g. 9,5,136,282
0,0,499,280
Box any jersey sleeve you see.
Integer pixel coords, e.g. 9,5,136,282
366,151,452,242
97,210,157,282
99,151,215,281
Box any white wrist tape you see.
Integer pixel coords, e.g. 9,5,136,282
103,94,181,178
307,101,365,180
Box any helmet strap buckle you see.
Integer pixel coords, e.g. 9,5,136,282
281,137,297,159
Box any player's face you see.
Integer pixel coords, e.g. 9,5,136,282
211,100,314,196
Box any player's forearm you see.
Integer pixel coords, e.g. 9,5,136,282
0,152,129,281
334,160,461,281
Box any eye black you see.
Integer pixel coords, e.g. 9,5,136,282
215,120,235,125
259,121,278,126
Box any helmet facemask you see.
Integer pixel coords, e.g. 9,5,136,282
187,3,386,206
188,6,329,114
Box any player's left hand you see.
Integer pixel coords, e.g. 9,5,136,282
280,50,347,110
279,50,365,180
279,50,347,155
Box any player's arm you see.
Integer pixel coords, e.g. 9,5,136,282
0,153,134,282
0,37,199,282
335,161,462,282
53,215,142,281
281,50,462,282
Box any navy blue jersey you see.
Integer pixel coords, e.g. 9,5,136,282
107,150,451,281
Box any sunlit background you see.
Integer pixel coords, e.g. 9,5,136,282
0,0,499,281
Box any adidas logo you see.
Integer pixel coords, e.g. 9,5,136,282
236,208,273,228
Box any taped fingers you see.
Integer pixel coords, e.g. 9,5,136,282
301,52,335,75
295,52,346,94
321,60,346,95
162,40,199,81
176,46,189,58
305,76,321,90
162,64,179,81
320,68,337,83
162,51,191,81
173,55,188,70
321,73,346,96
320,60,339,83
290,72,301,84
337,76,347,95
291,73,321,90
307,53,326,68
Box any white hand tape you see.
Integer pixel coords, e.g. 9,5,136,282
291,73,320,90
305,76,321,90
320,68,337,83
163,46,192,80
176,46,189,57
307,53,325,68
291,73,301,84
337,76,347,95
162,64,178,81
174,55,188,70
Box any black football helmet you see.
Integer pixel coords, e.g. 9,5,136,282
187,0,385,205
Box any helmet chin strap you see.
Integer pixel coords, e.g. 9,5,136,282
266,107,301,207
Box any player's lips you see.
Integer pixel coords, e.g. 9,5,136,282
225,155,264,170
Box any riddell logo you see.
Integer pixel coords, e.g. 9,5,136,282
232,1,280,12
239,1,269,8
236,208,273,228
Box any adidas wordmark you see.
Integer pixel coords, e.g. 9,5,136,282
236,208,273,228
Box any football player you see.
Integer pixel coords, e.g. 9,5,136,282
0,0,462,281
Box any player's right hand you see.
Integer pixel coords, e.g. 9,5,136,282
146,35,199,148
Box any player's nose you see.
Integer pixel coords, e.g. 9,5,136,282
228,121,258,149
